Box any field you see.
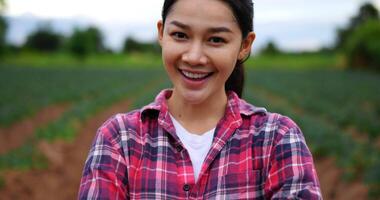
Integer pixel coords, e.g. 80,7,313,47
0,54,379,199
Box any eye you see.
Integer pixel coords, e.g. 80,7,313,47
209,37,226,44
171,32,188,40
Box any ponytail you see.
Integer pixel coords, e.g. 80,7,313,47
225,61,245,98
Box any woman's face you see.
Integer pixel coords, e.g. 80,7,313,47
158,0,254,105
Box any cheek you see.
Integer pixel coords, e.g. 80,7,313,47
223,63,237,82
161,45,180,82
161,42,179,67
212,49,239,75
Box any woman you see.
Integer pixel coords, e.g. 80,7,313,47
78,0,322,199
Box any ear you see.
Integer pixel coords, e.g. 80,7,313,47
238,32,256,60
157,20,164,46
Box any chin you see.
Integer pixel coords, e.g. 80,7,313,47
180,89,208,105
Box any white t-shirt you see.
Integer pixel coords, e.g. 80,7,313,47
169,114,215,182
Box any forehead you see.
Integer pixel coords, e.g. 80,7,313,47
165,0,238,30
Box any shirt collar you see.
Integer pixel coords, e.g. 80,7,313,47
141,89,267,121
140,89,172,116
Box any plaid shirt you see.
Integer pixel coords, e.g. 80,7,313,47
79,89,322,199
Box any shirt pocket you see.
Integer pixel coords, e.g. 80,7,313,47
221,170,265,199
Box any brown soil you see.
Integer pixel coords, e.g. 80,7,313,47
0,99,131,200
0,104,69,154
344,126,380,150
315,157,368,200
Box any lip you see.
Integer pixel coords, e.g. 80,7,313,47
178,68,213,89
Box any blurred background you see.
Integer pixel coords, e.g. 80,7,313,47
0,0,379,199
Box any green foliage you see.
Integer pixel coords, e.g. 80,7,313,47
0,51,163,68
0,68,169,173
246,53,338,69
123,37,160,54
0,0,7,57
259,40,281,55
67,26,105,59
246,69,380,139
0,67,160,126
245,69,380,197
336,2,379,49
0,15,6,56
24,24,64,52
0,141,48,170
344,20,380,70
36,73,168,141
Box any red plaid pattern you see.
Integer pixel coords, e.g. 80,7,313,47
79,89,322,199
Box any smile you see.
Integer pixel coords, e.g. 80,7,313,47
179,69,213,80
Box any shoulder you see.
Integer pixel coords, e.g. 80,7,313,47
267,113,304,144
239,98,303,142
95,89,169,143
246,108,311,162
95,109,143,144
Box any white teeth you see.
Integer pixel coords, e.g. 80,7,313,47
182,70,209,79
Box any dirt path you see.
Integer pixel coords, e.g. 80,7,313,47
0,104,69,154
0,99,131,199
314,158,368,200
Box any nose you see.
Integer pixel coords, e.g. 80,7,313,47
182,42,208,66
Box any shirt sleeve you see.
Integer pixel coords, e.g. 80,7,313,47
78,117,129,199
264,115,322,199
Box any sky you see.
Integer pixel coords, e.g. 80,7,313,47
3,0,380,52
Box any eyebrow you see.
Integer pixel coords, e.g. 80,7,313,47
169,20,233,33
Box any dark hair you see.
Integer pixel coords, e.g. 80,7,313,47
162,0,254,97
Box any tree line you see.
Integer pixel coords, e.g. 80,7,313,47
0,0,159,60
1,23,160,59
0,0,7,57
259,2,380,71
20,24,160,59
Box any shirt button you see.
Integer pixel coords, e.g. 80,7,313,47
183,184,190,191
176,145,183,152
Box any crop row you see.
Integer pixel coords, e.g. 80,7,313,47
0,67,169,126
244,70,380,198
0,70,170,171
246,69,380,139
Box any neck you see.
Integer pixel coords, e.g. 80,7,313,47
167,88,227,134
